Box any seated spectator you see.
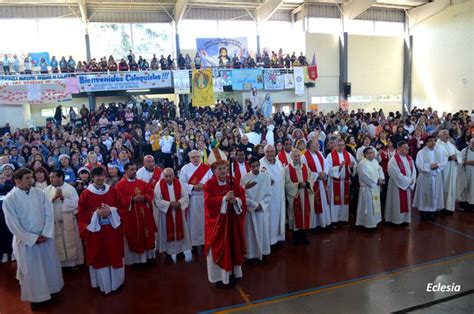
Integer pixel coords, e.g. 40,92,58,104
151,54,159,70
76,61,85,72
108,56,118,72
178,54,186,69
2,55,10,74
129,58,139,71
50,56,59,73
39,58,49,74
67,56,76,72
194,53,201,69
59,56,68,73
140,58,149,71
23,56,32,74
160,55,167,70
185,54,192,69
119,59,129,71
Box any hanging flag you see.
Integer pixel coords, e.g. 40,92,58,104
192,69,214,107
293,67,305,95
307,52,318,81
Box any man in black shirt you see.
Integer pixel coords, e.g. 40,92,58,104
239,135,255,160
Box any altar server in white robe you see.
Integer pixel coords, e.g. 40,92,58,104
179,150,212,249
385,141,417,225
302,139,331,229
356,148,385,228
241,158,272,261
44,169,84,268
154,168,191,257
259,144,286,246
326,139,357,224
413,136,447,221
436,130,462,212
2,168,64,307
457,138,474,212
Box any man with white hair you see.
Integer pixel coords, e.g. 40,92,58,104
154,168,191,258
285,149,314,245
179,150,212,252
326,139,357,224
239,135,255,160
137,155,162,188
436,130,462,212
457,138,474,212
259,144,286,246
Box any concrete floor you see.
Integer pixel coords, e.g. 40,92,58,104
221,254,474,314
1,210,473,314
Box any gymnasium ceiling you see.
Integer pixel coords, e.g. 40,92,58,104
0,0,467,28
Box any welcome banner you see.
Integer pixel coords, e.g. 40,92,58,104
77,71,172,92
192,69,214,107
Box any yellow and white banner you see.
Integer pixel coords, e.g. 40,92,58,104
192,69,214,107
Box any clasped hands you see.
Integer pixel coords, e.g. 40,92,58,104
225,191,237,204
97,204,112,218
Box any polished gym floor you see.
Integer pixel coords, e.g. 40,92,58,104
0,209,473,314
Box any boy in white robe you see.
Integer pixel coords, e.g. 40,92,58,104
413,136,447,221
436,130,462,212
241,158,272,262
356,148,385,228
44,169,84,268
154,168,191,258
259,145,286,246
2,168,64,309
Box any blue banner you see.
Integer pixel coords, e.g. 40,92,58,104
196,37,248,67
231,69,263,90
28,52,50,64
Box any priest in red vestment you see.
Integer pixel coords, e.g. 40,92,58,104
136,155,162,189
204,159,247,287
115,162,156,265
233,149,250,184
77,167,124,294
277,138,293,167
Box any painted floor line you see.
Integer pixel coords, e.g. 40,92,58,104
411,212,474,240
199,250,474,314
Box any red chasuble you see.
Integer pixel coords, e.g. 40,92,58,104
204,176,247,272
277,151,289,167
288,163,311,229
159,178,186,242
394,153,414,213
115,178,157,253
330,150,351,205
304,150,328,214
77,187,124,269
188,163,210,185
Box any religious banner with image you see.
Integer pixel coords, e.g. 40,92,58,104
283,73,295,90
173,70,190,94
263,70,284,90
192,69,215,107
196,37,249,67
293,67,305,95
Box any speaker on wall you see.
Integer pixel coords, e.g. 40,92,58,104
343,82,351,98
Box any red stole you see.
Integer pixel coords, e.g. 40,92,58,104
331,150,351,205
289,164,311,230
277,151,289,166
234,161,250,183
160,179,185,242
149,167,162,188
394,153,414,213
304,150,328,214
188,163,210,185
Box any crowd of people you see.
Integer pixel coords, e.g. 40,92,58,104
1,49,309,75
0,99,473,310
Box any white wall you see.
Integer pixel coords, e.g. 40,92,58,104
349,35,404,113
0,104,29,129
411,2,474,113
306,32,340,98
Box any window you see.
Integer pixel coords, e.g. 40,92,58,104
348,95,372,103
345,20,375,35
132,24,174,60
89,23,133,60
374,21,404,37
378,95,402,102
259,21,305,55
178,20,219,50
311,96,339,104
41,109,54,117
308,18,342,34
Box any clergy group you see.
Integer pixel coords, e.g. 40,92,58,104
2,133,474,309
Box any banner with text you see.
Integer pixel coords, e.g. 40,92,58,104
196,37,249,67
264,70,284,90
232,69,263,90
0,79,69,104
77,71,172,92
